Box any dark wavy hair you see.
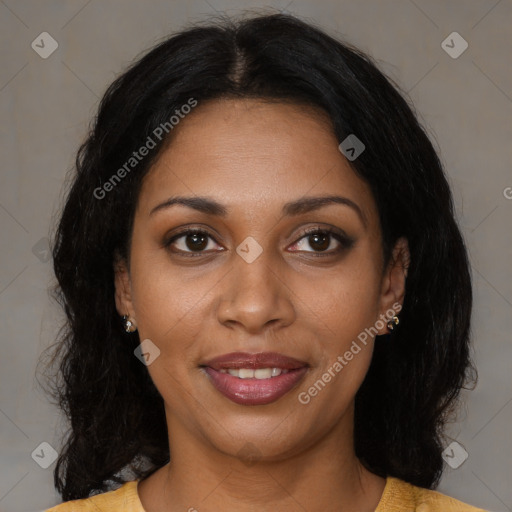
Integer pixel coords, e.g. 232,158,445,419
41,11,476,502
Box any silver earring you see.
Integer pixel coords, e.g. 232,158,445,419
387,315,400,332
122,315,137,333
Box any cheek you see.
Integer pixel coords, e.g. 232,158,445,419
295,249,382,402
128,248,220,363
297,252,382,339
128,257,210,405
132,269,203,340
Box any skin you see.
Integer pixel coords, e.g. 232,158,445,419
115,98,409,512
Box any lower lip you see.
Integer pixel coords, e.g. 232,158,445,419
203,367,308,406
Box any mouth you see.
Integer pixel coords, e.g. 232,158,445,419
200,352,309,406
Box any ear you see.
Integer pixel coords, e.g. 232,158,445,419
376,237,410,335
114,253,135,320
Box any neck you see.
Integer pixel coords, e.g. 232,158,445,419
138,404,386,512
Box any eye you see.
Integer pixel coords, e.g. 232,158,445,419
288,227,355,256
163,226,355,258
164,228,223,256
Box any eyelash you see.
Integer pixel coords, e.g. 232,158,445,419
163,226,355,258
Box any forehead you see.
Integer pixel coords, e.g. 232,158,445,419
137,98,376,225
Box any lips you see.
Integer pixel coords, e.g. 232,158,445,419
201,352,309,406
202,351,308,370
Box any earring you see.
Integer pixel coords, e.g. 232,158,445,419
387,315,399,332
122,315,137,333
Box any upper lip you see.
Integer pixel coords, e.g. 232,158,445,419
202,352,308,370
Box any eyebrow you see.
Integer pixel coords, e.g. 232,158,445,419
149,194,367,227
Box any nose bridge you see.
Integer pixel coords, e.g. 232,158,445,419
216,243,295,332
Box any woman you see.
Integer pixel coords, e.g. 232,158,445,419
43,12,485,512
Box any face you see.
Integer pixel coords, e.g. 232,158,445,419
115,98,408,462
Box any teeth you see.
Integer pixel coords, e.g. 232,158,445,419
218,367,289,379
255,368,272,379
239,368,254,379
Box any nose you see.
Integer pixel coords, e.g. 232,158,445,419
216,249,296,335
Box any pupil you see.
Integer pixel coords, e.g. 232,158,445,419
310,233,329,251
186,233,207,251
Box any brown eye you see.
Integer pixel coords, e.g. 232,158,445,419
308,232,331,252
184,232,209,251
289,228,355,255
164,228,222,254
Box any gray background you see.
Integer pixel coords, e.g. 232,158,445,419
0,1,511,511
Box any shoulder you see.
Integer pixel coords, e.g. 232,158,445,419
44,480,144,512
377,476,489,512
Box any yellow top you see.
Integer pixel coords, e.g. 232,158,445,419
45,476,488,511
